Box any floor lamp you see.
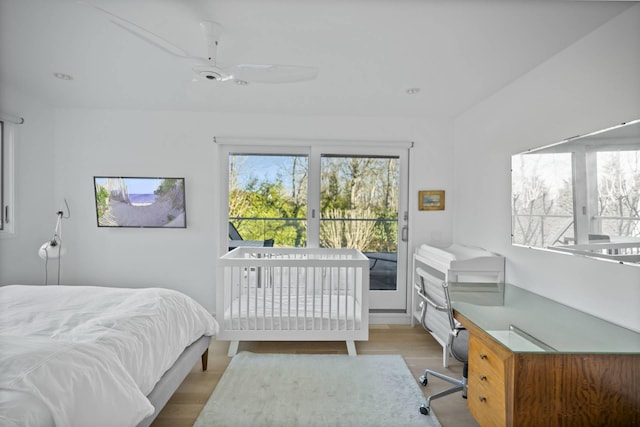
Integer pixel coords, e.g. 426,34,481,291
38,201,70,285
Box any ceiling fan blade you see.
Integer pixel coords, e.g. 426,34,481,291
230,64,319,84
80,1,202,60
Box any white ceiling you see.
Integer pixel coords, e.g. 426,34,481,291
0,0,635,118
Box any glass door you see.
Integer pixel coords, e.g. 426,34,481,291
317,153,407,310
223,144,409,311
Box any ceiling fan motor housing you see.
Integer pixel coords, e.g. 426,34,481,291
192,65,231,81
200,69,224,80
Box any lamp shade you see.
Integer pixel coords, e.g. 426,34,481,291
38,241,65,260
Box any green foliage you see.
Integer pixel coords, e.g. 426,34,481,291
231,181,308,247
154,179,185,210
96,186,109,218
154,179,180,196
229,154,399,251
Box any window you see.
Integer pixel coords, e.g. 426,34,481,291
221,143,409,310
1,121,4,230
1,120,15,234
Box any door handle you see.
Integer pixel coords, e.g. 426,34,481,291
401,225,408,242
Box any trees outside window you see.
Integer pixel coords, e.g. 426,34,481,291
225,145,409,308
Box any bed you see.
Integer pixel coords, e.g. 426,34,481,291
218,247,369,357
0,285,219,427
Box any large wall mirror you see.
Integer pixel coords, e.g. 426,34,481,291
511,119,640,265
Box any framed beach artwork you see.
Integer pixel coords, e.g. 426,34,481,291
418,190,445,211
93,177,187,228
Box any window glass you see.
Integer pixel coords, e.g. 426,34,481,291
512,153,574,246
229,153,308,247
1,120,15,234
596,150,640,239
1,121,5,231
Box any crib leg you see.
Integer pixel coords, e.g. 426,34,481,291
227,340,239,357
346,340,357,356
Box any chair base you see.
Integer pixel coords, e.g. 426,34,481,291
418,366,468,415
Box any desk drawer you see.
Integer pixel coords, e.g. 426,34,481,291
468,334,509,427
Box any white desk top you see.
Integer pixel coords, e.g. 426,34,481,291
451,283,640,354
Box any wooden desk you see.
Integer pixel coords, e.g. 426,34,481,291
450,283,640,427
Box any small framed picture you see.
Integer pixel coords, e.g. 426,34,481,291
418,190,445,211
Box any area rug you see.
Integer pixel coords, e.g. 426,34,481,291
194,352,441,427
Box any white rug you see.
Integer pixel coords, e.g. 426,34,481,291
194,352,441,427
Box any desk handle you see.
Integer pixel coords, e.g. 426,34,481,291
478,396,487,403
479,375,487,381
479,353,487,360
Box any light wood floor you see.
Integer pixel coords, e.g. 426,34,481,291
151,325,479,427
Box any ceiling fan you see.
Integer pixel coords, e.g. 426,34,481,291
82,2,319,85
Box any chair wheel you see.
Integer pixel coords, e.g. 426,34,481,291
419,405,430,415
419,375,428,386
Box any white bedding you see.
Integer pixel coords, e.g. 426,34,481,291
0,285,218,427
225,292,361,330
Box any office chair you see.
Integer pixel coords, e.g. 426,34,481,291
229,222,275,250
229,222,243,240
415,267,468,415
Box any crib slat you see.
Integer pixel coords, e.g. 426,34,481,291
246,265,251,330
350,266,355,331
271,266,276,330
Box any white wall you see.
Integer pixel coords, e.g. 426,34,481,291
0,110,453,312
453,5,640,331
0,84,57,284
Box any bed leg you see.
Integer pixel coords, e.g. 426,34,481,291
227,340,239,357
346,340,357,356
201,349,209,371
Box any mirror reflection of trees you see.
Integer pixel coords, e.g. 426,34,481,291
597,151,640,238
512,153,573,246
512,150,640,247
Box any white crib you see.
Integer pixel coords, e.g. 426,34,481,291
217,247,370,356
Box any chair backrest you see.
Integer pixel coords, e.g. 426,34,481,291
416,266,454,335
415,266,468,363
229,222,243,240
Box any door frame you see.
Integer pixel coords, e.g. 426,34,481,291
218,141,410,311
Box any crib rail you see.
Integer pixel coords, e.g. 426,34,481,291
217,247,370,352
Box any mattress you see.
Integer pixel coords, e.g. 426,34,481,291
0,285,218,427
224,292,362,330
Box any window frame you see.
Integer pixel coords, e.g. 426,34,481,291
218,141,410,311
1,120,15,235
